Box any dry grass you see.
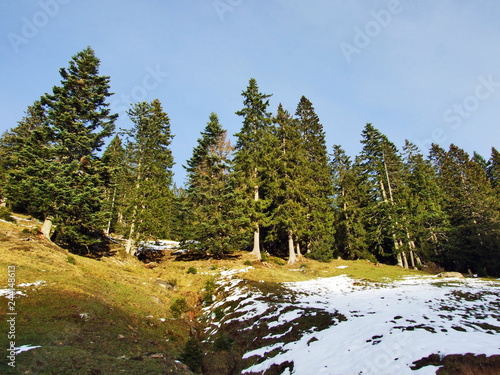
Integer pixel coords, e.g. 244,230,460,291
0,215,426,374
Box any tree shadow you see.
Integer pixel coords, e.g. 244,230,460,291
174,251,242,262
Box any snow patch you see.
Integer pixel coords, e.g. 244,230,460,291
15,345,42,355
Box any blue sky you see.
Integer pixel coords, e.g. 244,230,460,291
1,0,500,185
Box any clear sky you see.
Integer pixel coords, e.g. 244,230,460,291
1,0,500,185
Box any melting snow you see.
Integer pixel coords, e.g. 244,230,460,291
15,345,42,355
205,272,500,375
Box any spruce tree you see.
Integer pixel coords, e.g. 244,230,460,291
356,124,421,267
433,144,500,275
266,104,309,264
5,47,117,251
295,96,335,260
1,101,47,213
487,147,500,197
330,145,371,260
401,141,449,263
101,134,126,235
233,78,273,260
124,99,175,254
182,113,236,257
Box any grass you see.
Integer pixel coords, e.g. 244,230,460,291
0,215,427,374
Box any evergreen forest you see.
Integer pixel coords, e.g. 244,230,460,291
2,48,500,277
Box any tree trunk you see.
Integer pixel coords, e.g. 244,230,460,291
402,250,409,269
41,217,53,241
288,230,297,265
396,252,403,267
296,242,302,258
105,185,117,236
409,249,415,269
250,180,261,260
125,219,136,255
126,155,142,255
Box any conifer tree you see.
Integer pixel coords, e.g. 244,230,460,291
233,78,273,260
356,124,421,267
182,113,236,257
330,145,371,260
266,104,309,264
101,134,126,235
124,99,175,254
432,144,500,275
295,96,335,259
6,47,117,251
1,101,47,212
401,140,449,262
487,147,500,197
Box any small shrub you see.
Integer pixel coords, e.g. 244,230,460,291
167,278,178,288
261,252,269,262
213,306,224,321
202,292,214,306
299,263,308,269
209,264,218,271
202,278,217,305
180,337,203,373
270,257,286,266
204,278,216,293
170,297,187,318
22,228,30,234
213,334,234,352
67,256,76,265
0,209,16,223
243,260,253,266
187,267,197,274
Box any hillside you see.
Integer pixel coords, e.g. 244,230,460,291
1,215,499,374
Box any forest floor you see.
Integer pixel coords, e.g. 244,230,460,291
0,214,499,374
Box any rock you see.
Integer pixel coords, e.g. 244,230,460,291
155,279,174,289
437,272,465,278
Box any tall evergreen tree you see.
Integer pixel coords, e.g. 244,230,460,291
330,145,371,260
101,134,126,235
1,101,47,212
432,144,500,275
233,78,273,260
182,113,236,257
401,141,448,263
266,104,309,264
295,96,335,259
487,147,500,196
356,124,421,267
5,47,117,251
124,99,175,254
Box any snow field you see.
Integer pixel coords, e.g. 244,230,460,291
204,271,500,375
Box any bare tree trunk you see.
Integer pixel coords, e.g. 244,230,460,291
402,250,409,269
126,156,142,255
250,176,261,260
396,252,403,267
383,150,394,203
409,249,415,268
288,230,297,265
41,217,53,241
296,242,302,258
125,218,136,255
105,186,117,236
